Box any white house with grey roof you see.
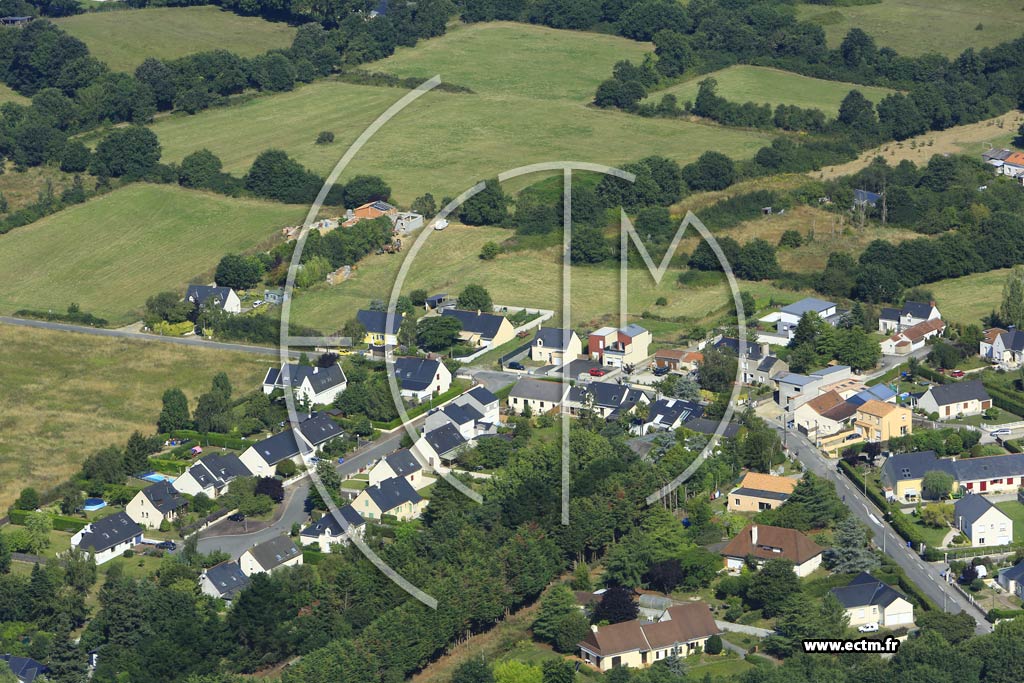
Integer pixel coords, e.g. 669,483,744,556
776,298,840,339
300,505,365,552
565,381,649,420
997,562,1024,598
955,494,1013,547
714,337,788,387
508,378,568,415
186,284,241,314
918,380,992,419
71,511,143,564
413,422,469,469
830,572,914,627
199,561,250,601
238,413,343,477
353,477,425,521
878,301,941,334
636,398,703,435
126,480,187,529
369,449,425,489
262,362,347,406
980,327,1024,366
174,452,252,499
531,327,582,365
239,535,303,576
393,356,451,401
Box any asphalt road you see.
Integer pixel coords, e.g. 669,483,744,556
0,315,297,357
774,421,991,634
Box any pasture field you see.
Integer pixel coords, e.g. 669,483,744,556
0,164,99,214
796,0,1024,57
55,6,296,71
929,268,1010,325
817,110,1023,179
644,65,894,115
289,221,809,333
0,184,303,324
0,82,27,105
150,23,774,204
0,324,269,512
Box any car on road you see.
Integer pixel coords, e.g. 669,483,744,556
506,361,525,371
337,457,345,464
228,513,246,522
857,623,879,633
589,367,607,377
950,370,965,378
991,428,1012,437
155,540,177,551
652,366,670,377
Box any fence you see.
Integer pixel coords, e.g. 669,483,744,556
498,340,533,367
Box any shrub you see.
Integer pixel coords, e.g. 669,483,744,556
277,460,298,478
705,634,723,655
316,131,334,144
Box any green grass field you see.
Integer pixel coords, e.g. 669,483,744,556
150,23,773,204
0,324,269,512
0,184,302,324
289,221,811,333
645,65,894,116
55,6,296,71
796,0,1024,57
995,501,1024,543
929,267,1010,325
0,82,27,105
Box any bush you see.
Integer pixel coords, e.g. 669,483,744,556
277,460,298,478
315,131,334,144
705,634,723,655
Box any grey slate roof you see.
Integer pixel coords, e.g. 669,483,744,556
999,561,1024,584
442,402,483,425
646,398,702,427
2,655,46,683
830,572,905,609
384,449,422,477
298,412,343,446
880,450,951,487
191,452,250,488
683,417,740,438
442,308,506,339
954,494,1002,529
781,297,835,317
77,511,141,553
901,301,934,319
270,363,346,395
953,453,1024,482
999,329,1024,352
365,477,422,513
777,372,817,387
509,378,566,403
141,480,187,514
301,504,365,538
357,309,402,335
534,327,577,351
715,337,763,360
203,562,250,599
731,487,790,502
467,385,498,406
394,356,442,392
186,284,235,310
424,423,466,456
924,380,990,407
250,429,303,466
247,535,301,571
848,385,896,406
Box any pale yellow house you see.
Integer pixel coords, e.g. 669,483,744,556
727,472,798,513
830,572,914,627
126,481,187,530
854,400,911,443
579,603,720,671
441,309,515,349
353,477,426,521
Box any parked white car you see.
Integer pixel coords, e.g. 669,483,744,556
857,623,879,633
433,219,449,230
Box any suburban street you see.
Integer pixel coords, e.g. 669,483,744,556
0,315,299,357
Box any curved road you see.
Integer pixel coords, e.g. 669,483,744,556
0,315,297,357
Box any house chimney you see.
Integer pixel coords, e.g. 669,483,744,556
751,525,758,545
591,625,599,633
313,367,319,374
760,342,770,357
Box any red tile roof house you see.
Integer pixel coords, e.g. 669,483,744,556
578,602,720,671
720,523,824,577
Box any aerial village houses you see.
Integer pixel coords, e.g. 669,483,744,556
830,572,914,627
565,382,649,421
635,397,702,435
239,535,303,576
413,422,467,467
2,654,46,682
531,327,582,365
652,349,702,373
185,284,241,314
422,385,500,440
853,400,911,442
173,452,251,499
507,378,568,415
368,449,425,489
720,523,824,577
300,505,366,552
262,361,348,405
199,562,251,602
353,476,425,521
714,338,788,386
997,562,1024,598
954,495,1013,547
126,480,187,529
727,472,798,512
393,356,451,401
238,413,342,477
775,297,841,340
877,301,942,334
578,602,721,671
881,450,1024,501
588,324,651,368
917,380,992,419
980,327,1024,365
441,308,516,349
880,318,946,355
70,512,143,565
357,309,403,347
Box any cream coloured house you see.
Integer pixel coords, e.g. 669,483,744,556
126,480,187,529
531,327,582,365
300,505,365,552
353,477,426,521
579,603,720,671
830,572,914,627
955,495,1013,547
368,449,425,489
239,535,303,576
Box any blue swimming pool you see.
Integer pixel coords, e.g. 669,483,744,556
140,472,176,483
83,498,106,511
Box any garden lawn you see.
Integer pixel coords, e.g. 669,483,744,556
55,6,296,72
911,518,952,550
0,183,303,324
0,324,270,512
645,65,894,116
929,267,1012,325
995,501,1024,543
796,0,1024,57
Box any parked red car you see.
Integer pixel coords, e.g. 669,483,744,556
950,370,965,378
589,367,607,377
